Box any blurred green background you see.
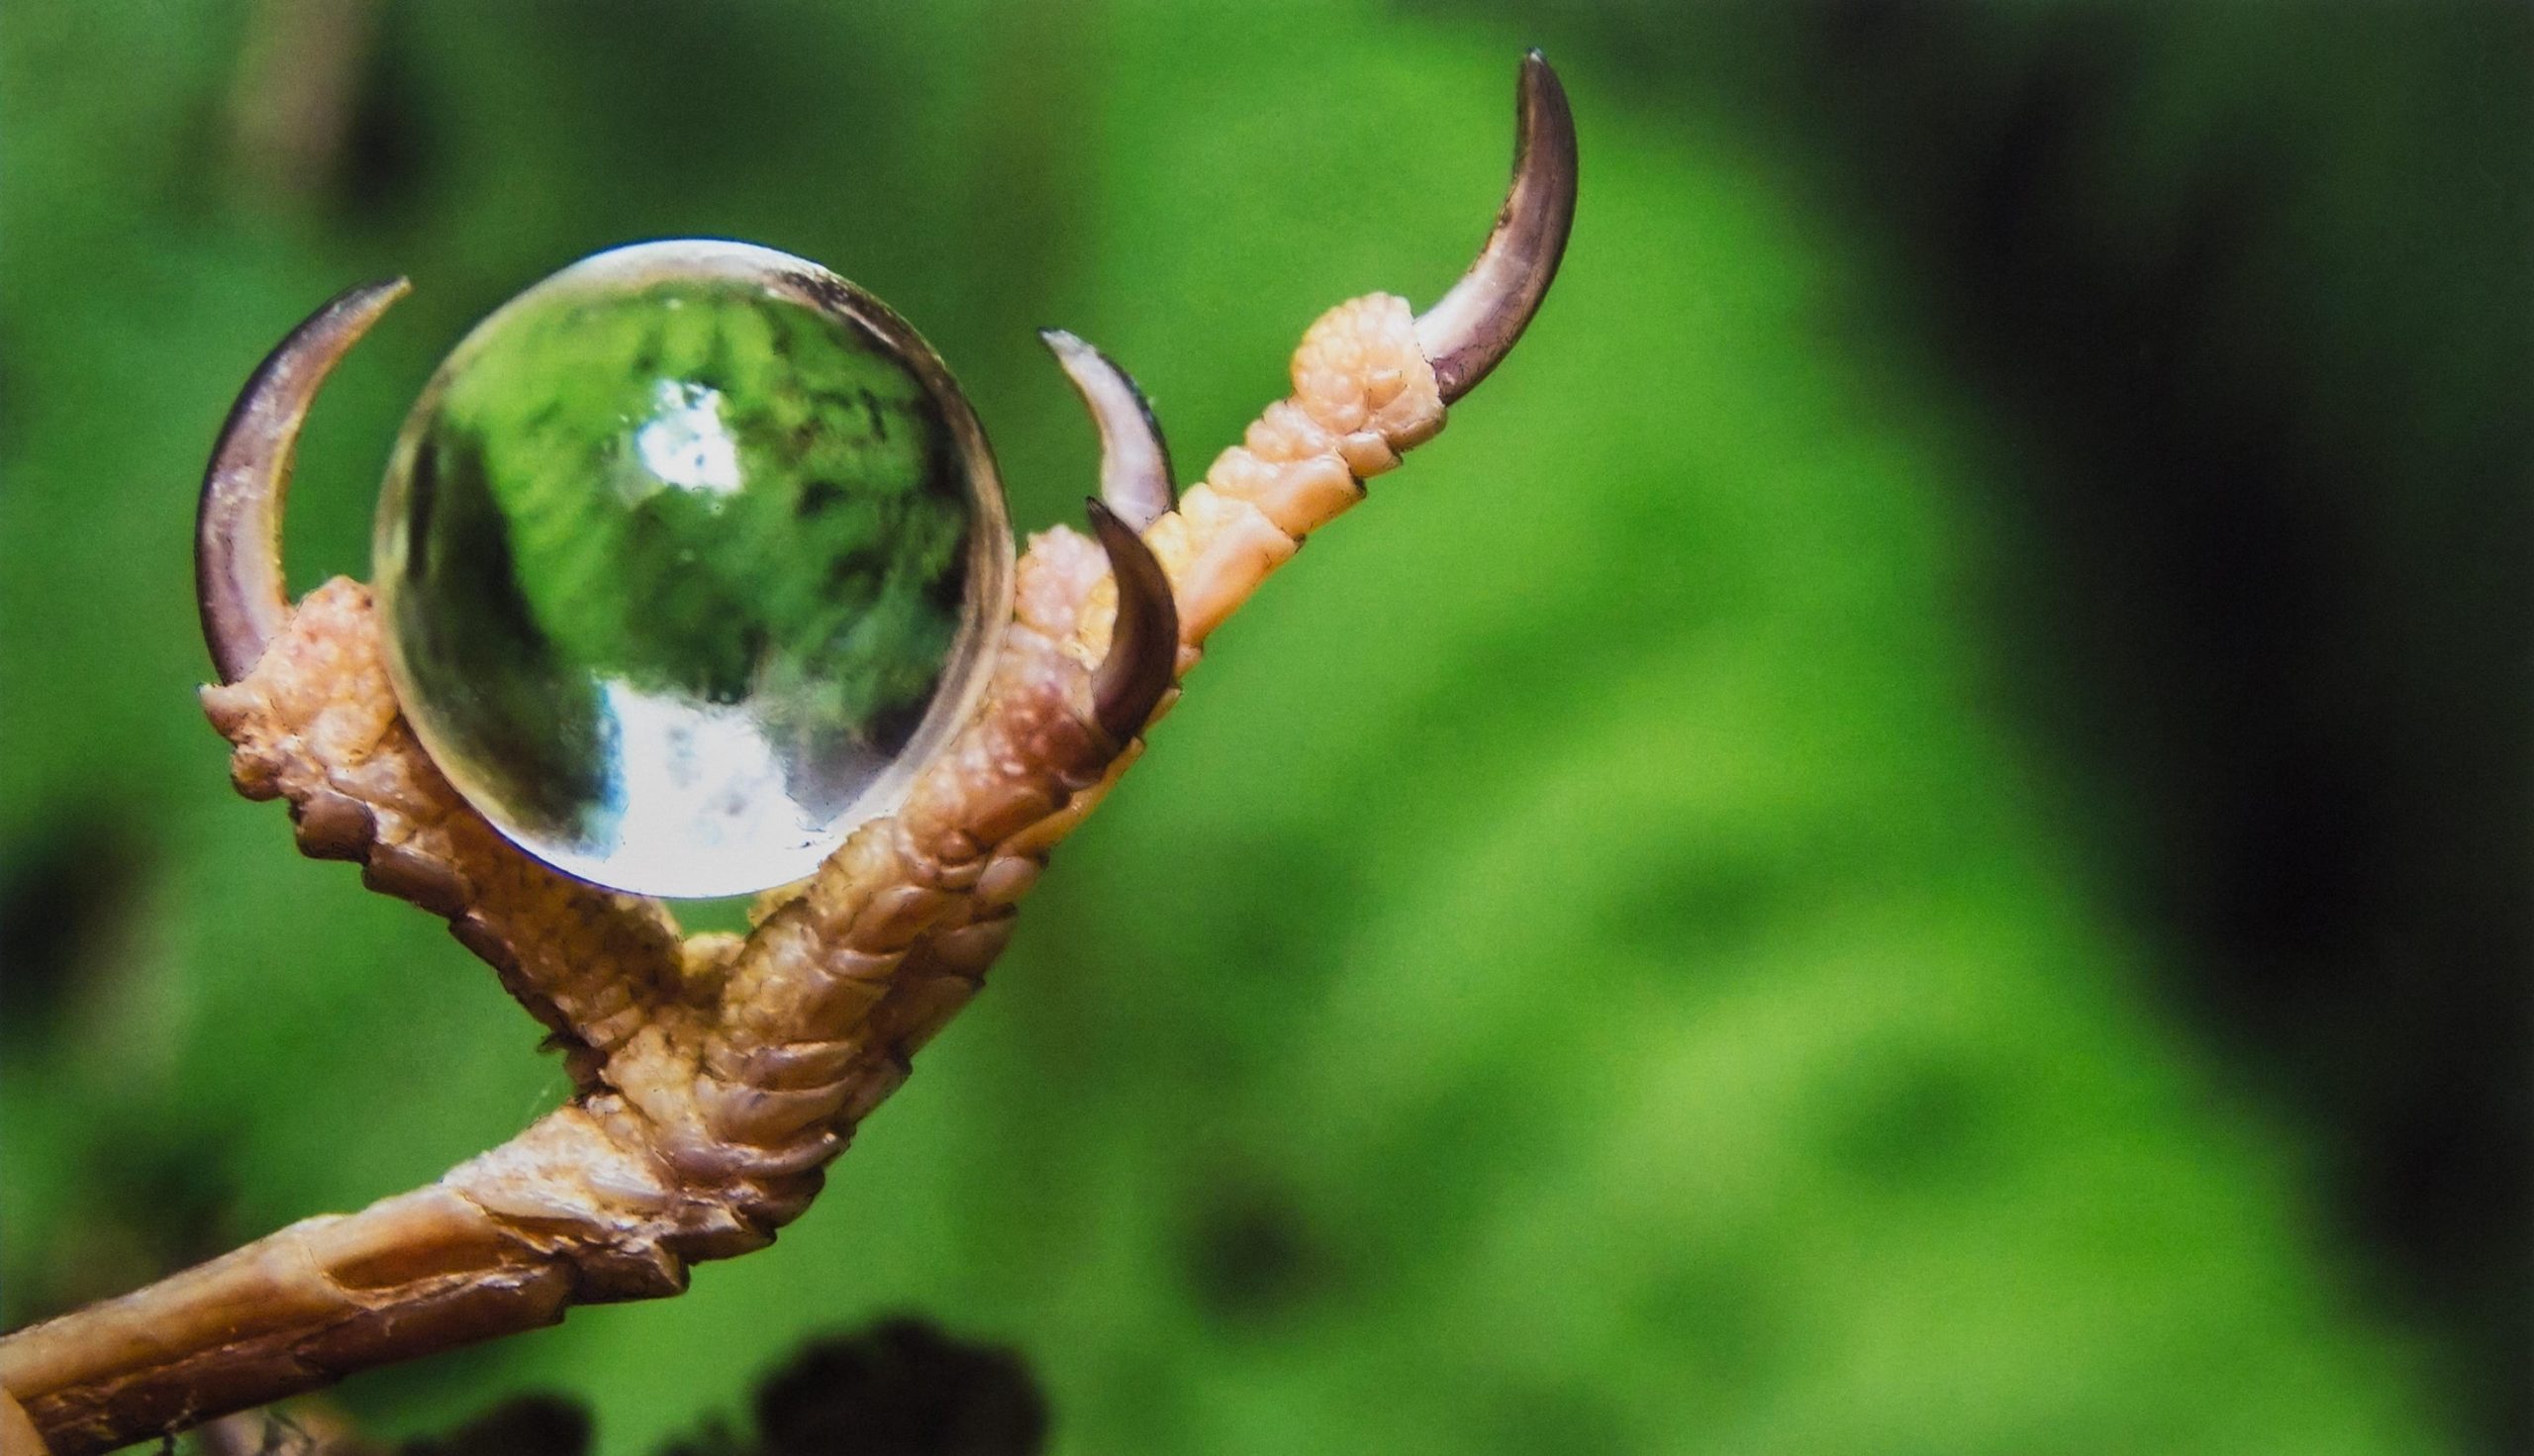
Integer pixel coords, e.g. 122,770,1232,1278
2,2,2525,1452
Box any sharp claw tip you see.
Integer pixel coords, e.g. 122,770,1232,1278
346,276,414,309
1085,493,1177,742
200,275,416,683
1413,43,1578,403
1040,328,1101,366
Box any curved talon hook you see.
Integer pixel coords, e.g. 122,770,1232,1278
1040,328,1177,533
1413,49,1578,403
1085,497,1178,741
198,278,411,683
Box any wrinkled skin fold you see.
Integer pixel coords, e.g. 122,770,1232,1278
0,51,1572,1456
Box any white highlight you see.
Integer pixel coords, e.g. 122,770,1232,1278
593,677,822,895
634,380,742,496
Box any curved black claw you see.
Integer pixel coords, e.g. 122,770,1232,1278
1040,328,1176,533
1413,50,1578,403
1084,497,1178,742
198,277,410,683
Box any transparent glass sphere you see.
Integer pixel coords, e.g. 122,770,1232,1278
374,241,1011,899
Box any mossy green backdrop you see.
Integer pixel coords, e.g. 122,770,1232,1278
2,3,2523,1453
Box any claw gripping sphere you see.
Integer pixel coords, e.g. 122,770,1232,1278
373,242,1011,899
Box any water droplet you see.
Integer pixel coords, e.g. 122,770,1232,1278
374,241,1010,898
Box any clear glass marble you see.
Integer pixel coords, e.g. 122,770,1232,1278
374,241,1010,898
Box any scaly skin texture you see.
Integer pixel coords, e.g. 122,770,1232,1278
0,294,1445,1456
202,581,689,1062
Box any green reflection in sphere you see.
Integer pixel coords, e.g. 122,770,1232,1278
374,242,1010,899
